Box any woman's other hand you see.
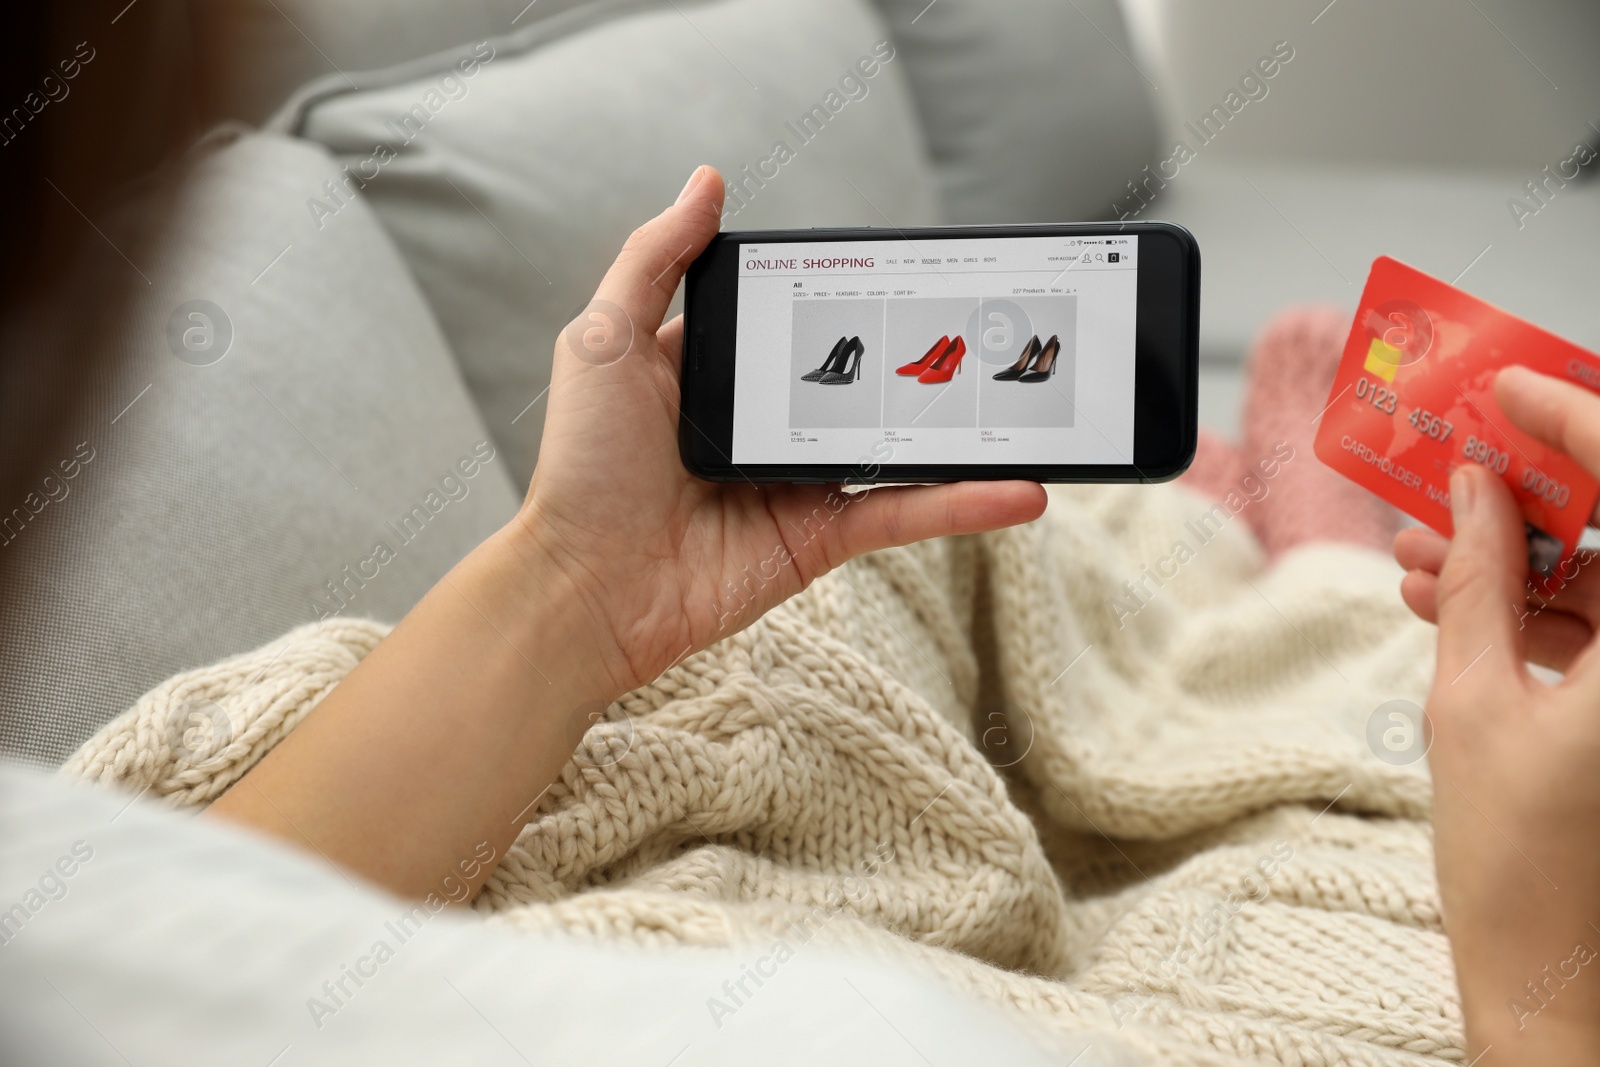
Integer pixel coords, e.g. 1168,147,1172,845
1397,366,1600,1062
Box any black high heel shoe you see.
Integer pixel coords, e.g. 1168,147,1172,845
819,336,865,384
993,335,1041,381
1018,335,1061,383
802,336,851,382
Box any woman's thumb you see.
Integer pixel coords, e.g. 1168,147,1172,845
1433,465,1529,684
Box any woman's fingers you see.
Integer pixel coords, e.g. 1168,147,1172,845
581,165,725,357
1495,366,1600,526
1433,465,1530,687
1398,523,1600,630
655,315,685,379
1394,525,1449,574
1399,569,1440,623
831,481,1048,560
1406,568,1594,671
764,481,1046,584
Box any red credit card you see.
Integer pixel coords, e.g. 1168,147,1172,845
1313,256,1600,580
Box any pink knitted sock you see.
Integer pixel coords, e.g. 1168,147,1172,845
1242,306,1404,558
1177,428,1248,504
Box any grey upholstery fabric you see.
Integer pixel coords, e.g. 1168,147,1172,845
286,0,942,482
204,0,1161,229
3,0,1164,764
0,131,519,766
868,0,1161,224
192,0,598,124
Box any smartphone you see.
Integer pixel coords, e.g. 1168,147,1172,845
678,222,1200,484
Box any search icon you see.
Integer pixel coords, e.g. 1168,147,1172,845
1094,252,1104,262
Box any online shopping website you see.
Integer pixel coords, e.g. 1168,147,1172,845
730,235,1139,466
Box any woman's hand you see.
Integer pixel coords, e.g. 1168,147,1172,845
517,166,1046,696
1394,366,1600,1062
205,167,1045,904
1395,367,1600,670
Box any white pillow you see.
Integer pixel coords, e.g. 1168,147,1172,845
284,0,942,481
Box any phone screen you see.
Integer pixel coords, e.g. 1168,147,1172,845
730,234,1139,467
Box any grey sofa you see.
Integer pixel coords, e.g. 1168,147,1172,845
1,0,1160,765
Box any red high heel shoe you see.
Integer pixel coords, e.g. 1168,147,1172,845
896,335,949,376
917,336,966,383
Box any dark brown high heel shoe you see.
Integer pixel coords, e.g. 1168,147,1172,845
802,336,851,382
819,336,865,384
993,335,1041,381
1018,334,1061,383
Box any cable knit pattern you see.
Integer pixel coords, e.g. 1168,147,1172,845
64,481,1458,1065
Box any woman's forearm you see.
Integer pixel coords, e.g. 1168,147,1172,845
203,523,619,902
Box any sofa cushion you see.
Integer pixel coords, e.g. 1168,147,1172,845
0,130,520,767
200,0,1160,230
279,0,942,481
867,0,1161,224
191,0,596,125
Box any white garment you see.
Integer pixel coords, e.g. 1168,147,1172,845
0,766,1134,1067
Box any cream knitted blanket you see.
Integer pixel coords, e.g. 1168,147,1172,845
65,481,1457,1065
